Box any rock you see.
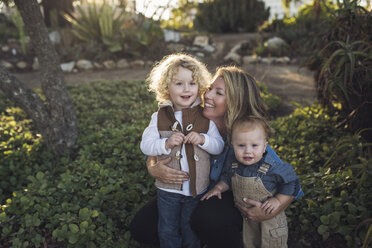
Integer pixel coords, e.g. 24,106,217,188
16,61,28,69
164,29,182,42
242,55,260,64
224,52,241,64
167,43,185,53
32,57,40,70
0,60,13,69
265,37,289,55
49,31,61,45
203,44,215,53
193,35,209,47
275,56,290,64
93,62,103,69
117,59,129,69
130,60,145,68
145,60,154,67
76,59,93,70
103,60,116,70
211,41,225,59
1,45,10,52
261,57,274,64
61,61,76,72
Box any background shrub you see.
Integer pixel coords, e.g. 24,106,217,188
194,0,270,33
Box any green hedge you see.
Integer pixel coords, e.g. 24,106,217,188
0,80,371,247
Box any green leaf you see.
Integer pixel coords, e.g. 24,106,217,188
69,223,79,233
318,224,328,234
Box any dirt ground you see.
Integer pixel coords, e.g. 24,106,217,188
13,33,317,115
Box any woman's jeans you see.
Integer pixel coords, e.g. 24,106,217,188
157,189,201,248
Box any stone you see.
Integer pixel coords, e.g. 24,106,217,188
49,31,61,45
1,45,10,52
103,60,116,70
164,29,182,42
193,35,209,47
16,61,28,69
116,59,129,69
130,60,145,68
242,55,260,64
203,44,215,53
93,62,103,69
265,37,289,54
0,60,13,69
76,59,93,70
261,57,274,64
167,43,185,53
224,52,241,64
60,61,75,72
32,57,40,70
275,56,291,64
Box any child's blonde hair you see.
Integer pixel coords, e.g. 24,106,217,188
147,53,212,104
231,115,273,142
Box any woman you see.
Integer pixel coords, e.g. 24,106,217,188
130,66,301,247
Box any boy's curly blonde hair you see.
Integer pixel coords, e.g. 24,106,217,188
147,53,212,104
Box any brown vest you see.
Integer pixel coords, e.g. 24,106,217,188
156,105,210,197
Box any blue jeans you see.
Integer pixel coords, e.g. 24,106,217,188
157,189,201,248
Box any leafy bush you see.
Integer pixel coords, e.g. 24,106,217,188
270,105,372,247
194,0,270,33
260,1,336,57
307,0,372,142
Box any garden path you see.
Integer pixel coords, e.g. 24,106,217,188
14,33,317,116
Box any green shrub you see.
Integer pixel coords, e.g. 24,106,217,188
271,104,372,247
194,0,270,33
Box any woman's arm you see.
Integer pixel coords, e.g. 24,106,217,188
235,195,294,222
147,156,189,184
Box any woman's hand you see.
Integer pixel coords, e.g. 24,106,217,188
235,195,294,222
146,156,189,184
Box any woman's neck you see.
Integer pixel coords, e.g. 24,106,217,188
213,118,226,137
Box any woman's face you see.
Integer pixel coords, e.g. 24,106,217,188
203,76,227,121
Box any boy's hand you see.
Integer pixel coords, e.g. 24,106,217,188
201,187,222,201
261,197,281,214
184,131,205,146
165,132,185,150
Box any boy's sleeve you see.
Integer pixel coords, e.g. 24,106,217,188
273,162,303,198
198,120,224,155
140,112,171,156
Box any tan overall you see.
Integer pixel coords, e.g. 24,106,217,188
231,163,288,248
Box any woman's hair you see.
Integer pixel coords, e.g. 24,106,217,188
231,115,273,142
214,66,267,138
147,53,212,104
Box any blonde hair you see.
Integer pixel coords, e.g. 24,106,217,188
147,53,212,104
232,115,273,142
213,66,267,138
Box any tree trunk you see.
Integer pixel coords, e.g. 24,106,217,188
0,0,78,155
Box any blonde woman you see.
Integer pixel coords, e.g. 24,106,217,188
132,66,303,247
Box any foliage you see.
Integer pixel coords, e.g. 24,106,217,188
0,13,18,42
1,81,371,247
308,0,372,142
260,0,336,57
64,0,127,55
161,0,198,30
270,105,372,247
194,0,270,33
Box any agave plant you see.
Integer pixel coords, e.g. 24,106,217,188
64,0,127,53
319,38,372,107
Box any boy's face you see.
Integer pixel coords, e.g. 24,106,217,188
231,125,268,166
169,66,198,111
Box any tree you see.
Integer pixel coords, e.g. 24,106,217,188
41,0,75,27
0,0,78,154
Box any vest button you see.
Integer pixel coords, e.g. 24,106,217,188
186,124,193,131
194,154,199,161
